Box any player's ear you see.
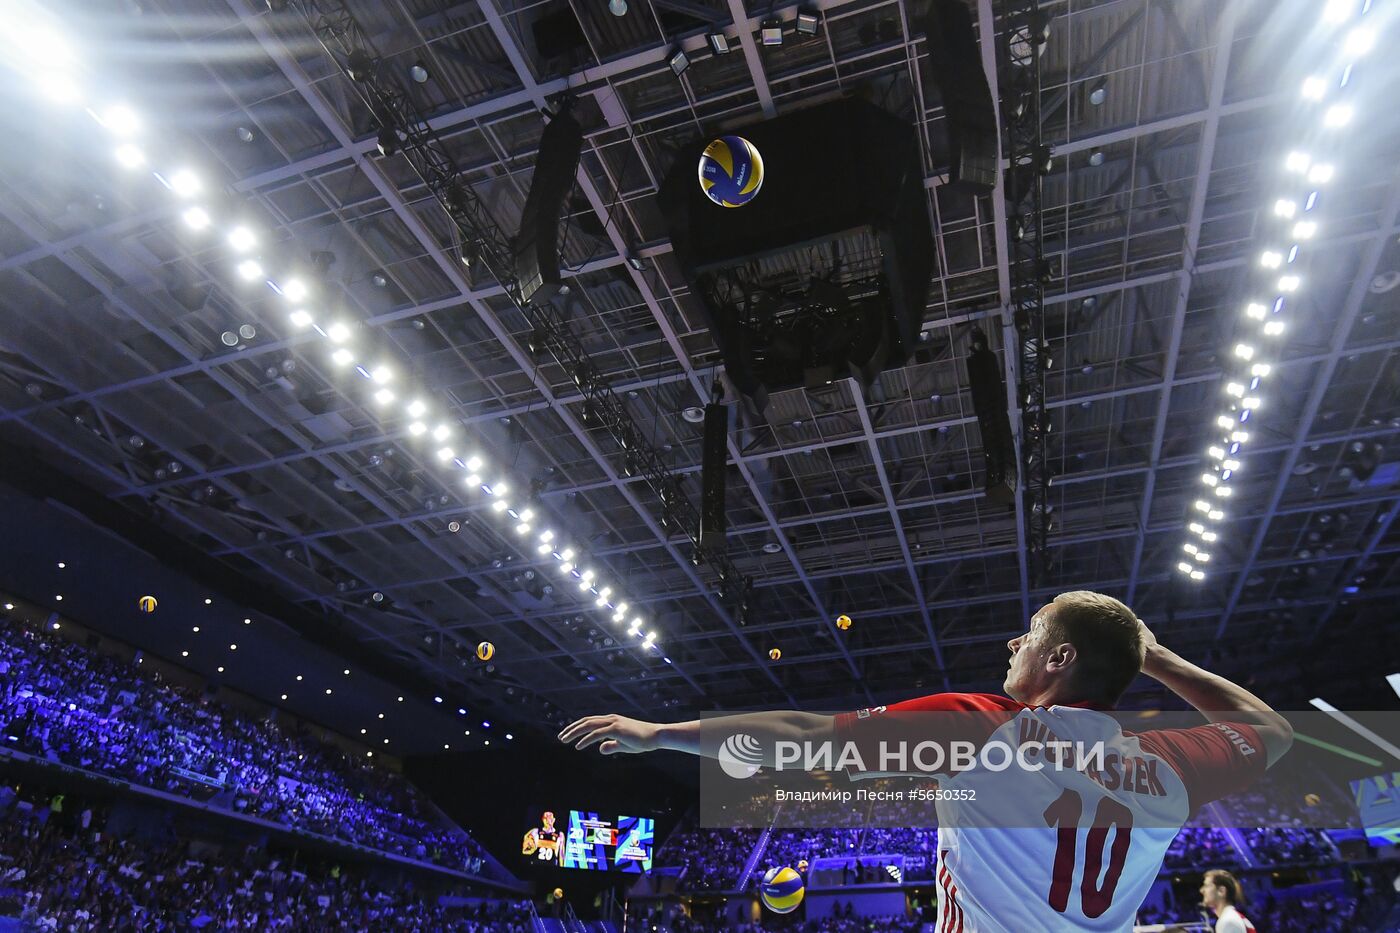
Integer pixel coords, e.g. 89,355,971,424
1045,641,1077,672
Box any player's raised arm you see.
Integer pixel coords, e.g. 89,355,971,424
1137,620,1294,767
557,710,833,765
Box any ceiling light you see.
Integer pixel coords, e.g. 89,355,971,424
114,144,145,169
1208,509,1225,521
1189,570,1205,581
1195,500,1212,513
332,348,354,366
682,406,705,423
39,72,81,105
1263,321,1285,336
279,278,308,302
1087,80,1107,106
406,399,427,418
168,170,201,198
1274,199,1297,217
1322,0,1356,22
1225,382,1245,397
1308,163,1335,184
1233,343,1255,360
289,309,313,328
795,9,821,36
436,447,454,461
1250,363,1272,377
1344,26,1376,57
182,206,211,230
761,19,783,45
326,321,351,343
1202,531,1217,542
1284,151,1311,173
1177,561,1194,574
409,61,430,83
1088,150,1105,166
100,104,140,136
433,424,452,442
1292,221,1317,239
1324,104,1354,127
217,666,225,673
1208,446,1226,460
1259,251,1282,269
1201,473,1218,486
228,227,257,251
1278,275,1300,292
237,259,263,281
1245,303,1267,320
408,421,427,436
666,46,689,77
707,31,731,54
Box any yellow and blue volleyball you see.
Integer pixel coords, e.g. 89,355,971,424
476,641,495,661
759,865,805,914
698,135,764,208
138,595,158,613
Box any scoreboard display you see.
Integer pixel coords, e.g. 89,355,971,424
1350,771,1400,845
523,807,655,873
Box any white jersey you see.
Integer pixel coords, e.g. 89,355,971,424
836,693,1266,933
1215,905,1257,933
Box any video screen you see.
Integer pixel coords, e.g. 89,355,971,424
1350,771,1400,845
522,807,655,873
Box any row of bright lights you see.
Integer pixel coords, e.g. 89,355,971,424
1179,2,1376,581
7,19,666,659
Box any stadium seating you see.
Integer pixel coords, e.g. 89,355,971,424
0,781,532,930
0,616,492,874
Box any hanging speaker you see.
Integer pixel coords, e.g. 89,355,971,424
699,402,729,551
966,329,1017,503
923,0,999,193
515,107,584,303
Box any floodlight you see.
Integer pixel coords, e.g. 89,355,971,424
795,10,821,37
667,46,689,76
761,19,783,45
707,31,731,54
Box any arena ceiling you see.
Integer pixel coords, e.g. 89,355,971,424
1,0,1398,745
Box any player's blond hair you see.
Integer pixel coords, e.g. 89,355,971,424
1204,869,1244,905
1048,591,1145,705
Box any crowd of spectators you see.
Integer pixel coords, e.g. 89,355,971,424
1243,827,1339,865
758,829,860,875
0,617,490,873
1162,826,1239,868
0,781,532,931
653,828,762,891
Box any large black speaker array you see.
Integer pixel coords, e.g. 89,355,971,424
923,0,999,193
967,329,1018,504
514,108,584,304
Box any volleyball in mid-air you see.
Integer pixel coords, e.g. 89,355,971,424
835,613,852,630
476,641,495,661
760,865,805,913
138,595,158,613
768,647,782,661
698,135,764,208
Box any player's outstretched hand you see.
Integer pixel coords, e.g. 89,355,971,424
558,714,661,755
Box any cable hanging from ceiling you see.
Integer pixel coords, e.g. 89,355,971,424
0,3,669,662
1179,0,1378,582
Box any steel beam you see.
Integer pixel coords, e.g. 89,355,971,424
1125,4,1238,604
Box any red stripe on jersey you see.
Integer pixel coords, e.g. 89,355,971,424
938,863,953,933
